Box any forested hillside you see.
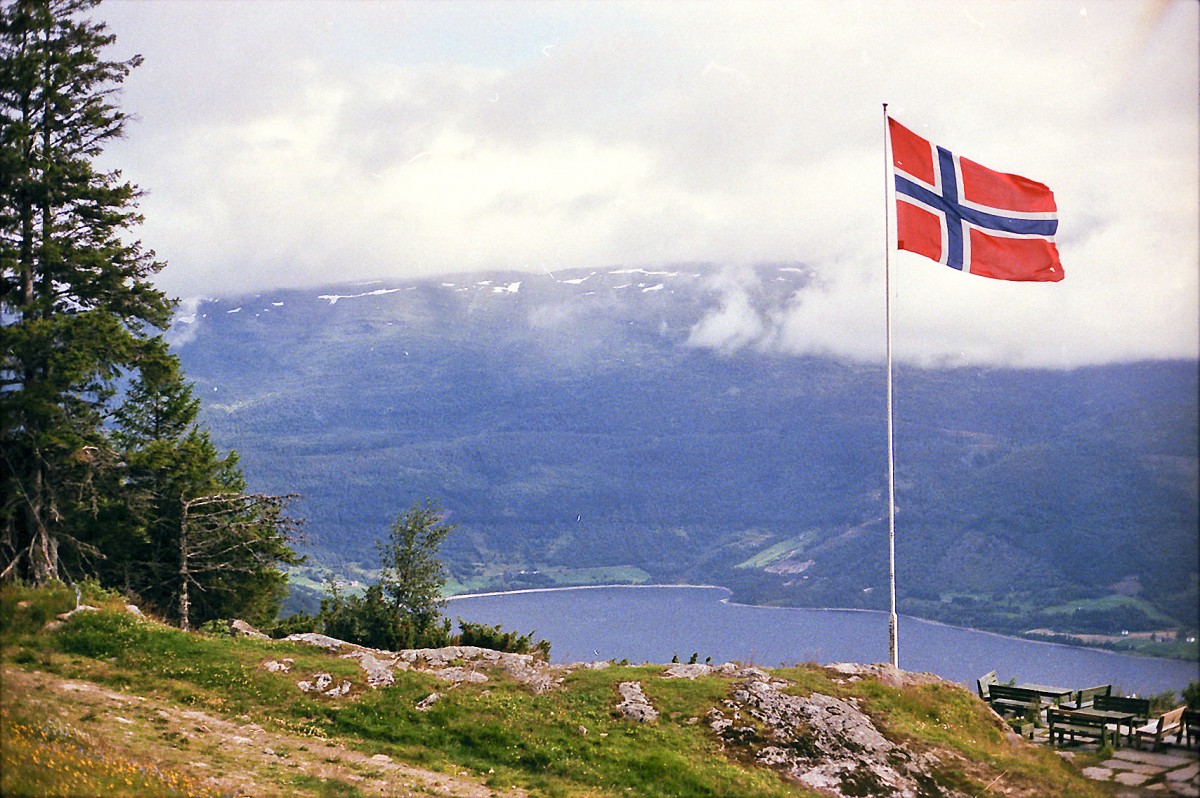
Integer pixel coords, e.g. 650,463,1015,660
172,266,1200,642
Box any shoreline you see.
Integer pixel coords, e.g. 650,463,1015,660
445,583,730,601
446,583,1200,667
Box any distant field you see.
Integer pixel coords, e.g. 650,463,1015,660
735,533,814,570
445,565,653,595
1040,594,1179,627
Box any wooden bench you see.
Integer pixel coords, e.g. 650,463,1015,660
1135,706,1186,751
1048,708,1116,747
986,684,1045,717
1094,694,1150,723
976,670,998,700
1184,709,1200,748
1062,684,1112,710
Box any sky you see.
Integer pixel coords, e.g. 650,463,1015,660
96,0,1199,368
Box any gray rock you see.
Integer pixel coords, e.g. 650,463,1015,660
323,680,352,697
284,632,350,651
230,619,268,638
342,651,396,688
56,605,99,621
297,673,334,692
431,666,489,684
616,681,658,723
712,672,966,798
416,692,443,711
663,663,712,680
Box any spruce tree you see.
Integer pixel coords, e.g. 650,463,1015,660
1,0,170,582
1,1,300,626
107,343,302,627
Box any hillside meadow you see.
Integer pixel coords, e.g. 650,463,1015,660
1,581,1115,797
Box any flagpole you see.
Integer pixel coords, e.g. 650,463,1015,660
883,102,899,669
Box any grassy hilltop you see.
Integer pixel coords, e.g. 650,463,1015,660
2,583,1115,798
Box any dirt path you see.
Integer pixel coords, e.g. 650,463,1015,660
2,665,526,798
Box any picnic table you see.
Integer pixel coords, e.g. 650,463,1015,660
1014,683,1072,704
1066,706,1137,746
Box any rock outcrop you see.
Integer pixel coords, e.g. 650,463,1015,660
282,636,564,696
708,668,967,798
616,682,658,723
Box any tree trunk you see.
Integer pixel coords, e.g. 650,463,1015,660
28,467,57,582
179,500,190,631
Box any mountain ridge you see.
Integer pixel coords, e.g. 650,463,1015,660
171,265,1199,643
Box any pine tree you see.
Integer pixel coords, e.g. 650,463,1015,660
1,0,170,582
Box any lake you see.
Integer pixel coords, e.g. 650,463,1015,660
448,585,1200,696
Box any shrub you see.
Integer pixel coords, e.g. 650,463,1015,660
196,619,236,637
1148,689,1181,714
264,611,321,639
318,583,450,650
454,620,551,660
1183,680,1200,709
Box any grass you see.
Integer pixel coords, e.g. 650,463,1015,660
734,532,815,570
1040,594,1178,626
0,707,222,798
2,583,1124,798
326,666,801,797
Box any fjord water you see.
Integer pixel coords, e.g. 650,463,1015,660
449,586,1199,696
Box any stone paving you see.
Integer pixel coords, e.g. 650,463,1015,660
1037,726,1199,797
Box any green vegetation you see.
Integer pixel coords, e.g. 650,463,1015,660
0,0,299,629
277,505,551,657
734,532,814,570
456,619,551,659
1,708,223,798
2,585,1115,797
445,564,654,595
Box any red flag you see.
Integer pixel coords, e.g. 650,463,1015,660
889,117,1063,282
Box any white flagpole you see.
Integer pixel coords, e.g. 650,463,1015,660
883,102,899,669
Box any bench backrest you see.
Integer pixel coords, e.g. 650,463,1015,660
1072,684,1112,707
976,671,998,699
1048,708,1108,728
1155,705,1186,731
1184,708,1200,728
1094,694,1151,719
987,685,1043,704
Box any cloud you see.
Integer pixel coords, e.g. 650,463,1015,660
96,0,1197,366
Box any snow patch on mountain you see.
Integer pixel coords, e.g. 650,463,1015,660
318,288,404,305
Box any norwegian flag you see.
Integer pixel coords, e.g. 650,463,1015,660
888,117,1064,282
